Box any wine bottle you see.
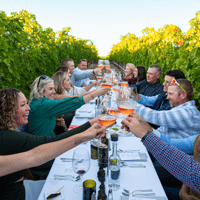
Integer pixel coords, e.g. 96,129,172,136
108,143,120,191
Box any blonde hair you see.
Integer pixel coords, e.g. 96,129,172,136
29,76,53,105
52,71,67,94
126,63,136,72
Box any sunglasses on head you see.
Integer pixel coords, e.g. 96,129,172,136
171,79,185,92
78,59,87,63
37,75,47,88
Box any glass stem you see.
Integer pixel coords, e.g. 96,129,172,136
79,175,83,187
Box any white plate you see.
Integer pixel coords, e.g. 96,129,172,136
45,189,64,200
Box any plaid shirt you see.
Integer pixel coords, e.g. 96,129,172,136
135,79,163,96
70,69,93,85
143,133,200,193
136,100,200,139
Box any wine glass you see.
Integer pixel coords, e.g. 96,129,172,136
117,86,137,135
107,98,120,130
98,60,104,70
104,60,110,71
72,148,90,194
101,73,113,90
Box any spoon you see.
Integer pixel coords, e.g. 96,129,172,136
123,189,153,194
122,192,155,197
121,162,144,167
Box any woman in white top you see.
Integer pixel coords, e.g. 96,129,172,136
53,71,97,96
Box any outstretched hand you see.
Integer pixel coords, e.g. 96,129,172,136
94,85,110,96
121,117,147,138
129,112,153,132
84,122,106,141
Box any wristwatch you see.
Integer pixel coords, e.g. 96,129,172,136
92,70,95,75
141,130,152,143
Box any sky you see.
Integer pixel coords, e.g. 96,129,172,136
1,0,200,57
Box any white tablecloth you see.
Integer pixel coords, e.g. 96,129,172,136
37,97,168,200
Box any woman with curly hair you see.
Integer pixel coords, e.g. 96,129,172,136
0,88,106,200
134,66,146,84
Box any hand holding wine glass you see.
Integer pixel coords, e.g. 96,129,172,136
117,86,137,135
72,148,90,194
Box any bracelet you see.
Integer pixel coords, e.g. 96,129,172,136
141,130,152,143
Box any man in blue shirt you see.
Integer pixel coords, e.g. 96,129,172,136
74,59,91,87
61,58,100,85
135,64,163,96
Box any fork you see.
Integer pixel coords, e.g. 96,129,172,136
122,192,155,197
118,149,140,153
123,189,153,194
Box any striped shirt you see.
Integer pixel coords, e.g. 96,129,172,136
135,79,163,96
143,133,200,193
136,100,200,139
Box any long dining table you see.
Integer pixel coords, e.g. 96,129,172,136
37,96,168,200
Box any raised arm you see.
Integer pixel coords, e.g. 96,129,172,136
143,133,200,193
138,94,159,107
54,85,109,104
135,101,200,130
122,117,200,193
73,70,93,80
0,123,106,177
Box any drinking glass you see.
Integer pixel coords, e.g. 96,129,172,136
107,99,120,130
72,148,90,194
104,60,110,70
117,86,137,135
98,60,104,70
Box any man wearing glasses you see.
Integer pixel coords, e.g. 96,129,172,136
61,58,100,85
134,79,200,139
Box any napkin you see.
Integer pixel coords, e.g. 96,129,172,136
119,152,147,161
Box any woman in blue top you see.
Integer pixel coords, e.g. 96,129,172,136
26,75,109,178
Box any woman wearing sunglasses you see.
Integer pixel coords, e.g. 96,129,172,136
26,75,109,179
